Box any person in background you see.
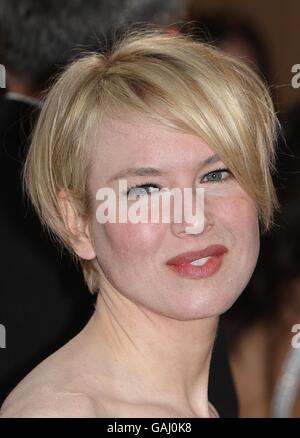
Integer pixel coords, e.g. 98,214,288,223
184,12,271,84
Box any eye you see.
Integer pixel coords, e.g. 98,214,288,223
201,168,232,183
126,183,162,198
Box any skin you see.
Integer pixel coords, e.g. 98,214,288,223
0,114,260,418
7,73,43,99
230,284,300,418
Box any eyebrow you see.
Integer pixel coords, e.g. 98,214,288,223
109,153,221,182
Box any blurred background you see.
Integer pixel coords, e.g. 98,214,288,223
186,0,300,113
0,0,299,419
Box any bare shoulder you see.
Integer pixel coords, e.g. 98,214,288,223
0,384,98,418
0,340,100,418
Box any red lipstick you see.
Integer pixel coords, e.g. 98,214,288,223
166,244,228,279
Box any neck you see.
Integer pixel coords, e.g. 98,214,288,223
80,277,219,417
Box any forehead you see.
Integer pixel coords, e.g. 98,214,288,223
89,114,215,183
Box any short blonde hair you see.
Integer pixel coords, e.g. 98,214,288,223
24,29,279,294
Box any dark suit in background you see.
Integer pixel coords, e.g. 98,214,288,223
0,95,95,404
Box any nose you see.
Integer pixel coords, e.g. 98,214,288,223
169,187,213,238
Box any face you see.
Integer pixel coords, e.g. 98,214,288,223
84,114,260,320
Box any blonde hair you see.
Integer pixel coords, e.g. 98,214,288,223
24,29,279,294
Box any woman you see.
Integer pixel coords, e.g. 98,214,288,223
0,30,278,418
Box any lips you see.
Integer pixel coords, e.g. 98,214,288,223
166,244,228,266
165,244,228,280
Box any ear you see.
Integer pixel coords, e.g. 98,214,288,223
58,190,96,260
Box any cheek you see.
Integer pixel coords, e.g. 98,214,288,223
92,220,165,262
215,195,260,283
210,193,260,275
213,194,259,238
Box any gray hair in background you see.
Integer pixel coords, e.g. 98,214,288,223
116,0,188,26
0,0,188,89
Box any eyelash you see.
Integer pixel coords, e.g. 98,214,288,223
201,168,232,183
125,168,232,196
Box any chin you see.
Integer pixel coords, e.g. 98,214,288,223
162,289,241,321
155,302,233,321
